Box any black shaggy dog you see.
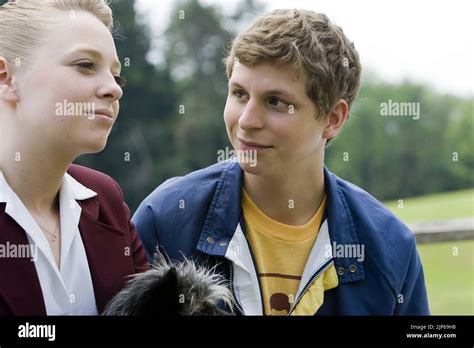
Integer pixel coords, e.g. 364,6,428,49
103,251,234,316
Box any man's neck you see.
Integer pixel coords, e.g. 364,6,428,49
243,165,325,226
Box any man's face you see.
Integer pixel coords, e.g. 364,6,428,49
224,62,327,176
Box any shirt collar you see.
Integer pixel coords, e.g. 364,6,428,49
0,170,98,276
63,172,97,201
0,170,97,204
0,171,12,204
196,162,365,284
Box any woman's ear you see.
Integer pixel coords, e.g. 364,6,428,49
0,57,19,104
322,99,349,140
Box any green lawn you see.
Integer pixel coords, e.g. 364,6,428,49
417,240,473,315
383,189,474,315
384,189,474,222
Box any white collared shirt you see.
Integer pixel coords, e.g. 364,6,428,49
0,171,99,315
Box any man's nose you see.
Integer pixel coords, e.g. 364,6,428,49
238,100,264,130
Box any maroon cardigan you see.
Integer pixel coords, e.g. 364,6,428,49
0,164,150,315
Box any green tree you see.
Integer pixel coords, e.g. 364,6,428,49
326,75,474,201
76,0,179,211
163,0,265,174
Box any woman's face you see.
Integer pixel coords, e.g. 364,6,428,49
13,10,123,157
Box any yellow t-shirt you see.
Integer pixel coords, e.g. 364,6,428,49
242,189,327,315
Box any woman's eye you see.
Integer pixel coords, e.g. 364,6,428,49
234,90,243,98
76,61,95,70
233,90,249,102
76,61,125,88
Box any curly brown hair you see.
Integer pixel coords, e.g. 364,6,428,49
225,9,362,120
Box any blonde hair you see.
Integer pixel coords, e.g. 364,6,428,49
225,9,362,119
0,0,113,69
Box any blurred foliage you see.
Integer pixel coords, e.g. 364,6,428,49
77,0,180,210
71,0,473,212
326,74,474,201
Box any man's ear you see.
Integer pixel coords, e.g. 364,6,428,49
0,57,19,104
322,99,349,140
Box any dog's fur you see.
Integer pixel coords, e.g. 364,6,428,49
103,251,234,316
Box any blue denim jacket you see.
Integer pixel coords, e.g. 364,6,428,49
133,160,430,315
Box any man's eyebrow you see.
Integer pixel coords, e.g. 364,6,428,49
264,89,297,99
67,46,122,71
230,81,297,99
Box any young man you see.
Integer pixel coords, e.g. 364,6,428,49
133,9,430,315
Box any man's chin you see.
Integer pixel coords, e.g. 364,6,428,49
238,160,268,176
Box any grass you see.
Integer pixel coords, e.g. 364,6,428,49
384,189,474,222
383,189,474,315
417,240,473,315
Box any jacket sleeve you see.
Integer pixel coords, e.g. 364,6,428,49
125,201,150,273
132,202,160,263
394,237,431,315
110,177,150,273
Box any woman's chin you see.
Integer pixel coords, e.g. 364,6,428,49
79,137,109,155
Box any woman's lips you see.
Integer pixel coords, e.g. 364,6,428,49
94,109,114,119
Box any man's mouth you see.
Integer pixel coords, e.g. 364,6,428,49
237,138,273,151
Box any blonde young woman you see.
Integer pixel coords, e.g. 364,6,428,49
0,0,148,315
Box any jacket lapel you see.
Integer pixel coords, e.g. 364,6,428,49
323,167,365,284
197,161,243,256
0,203,46,315
0,197,137,315
77,198,136,313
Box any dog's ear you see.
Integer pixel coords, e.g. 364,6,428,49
138,267,181,316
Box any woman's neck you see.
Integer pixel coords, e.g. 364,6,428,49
0,140,71,216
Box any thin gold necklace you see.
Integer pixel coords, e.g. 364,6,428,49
37,220,59,242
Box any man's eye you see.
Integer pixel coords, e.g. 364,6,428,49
115,75,126,88
268,96,287,108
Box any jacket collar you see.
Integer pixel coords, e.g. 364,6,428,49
0,170,130,314
196,161,365,284
197,161,244,256
0,171,98,315
323,167,365,283
0,171,97,205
